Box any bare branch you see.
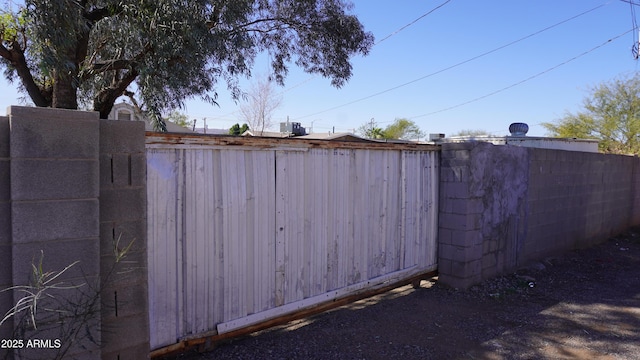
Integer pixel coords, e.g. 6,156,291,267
227,17,308,35
240,75,283,135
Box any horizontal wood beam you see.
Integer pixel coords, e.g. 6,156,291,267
146,133,440,152
150,268,438,359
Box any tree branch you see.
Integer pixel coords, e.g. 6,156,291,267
0,41,50,107
89,59,136,73
94,68,139,118
81,43,152,80
228,17,307,35
83,5,122,23
78,4,126,71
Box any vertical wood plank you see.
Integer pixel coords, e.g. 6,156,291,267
147,141,439,351
275,150,286,307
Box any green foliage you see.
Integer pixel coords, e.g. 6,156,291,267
113,233,135,263
451,129,490,137
0,1,374,131
356,119,385,139
369,127,386,139
1,234,137,359
1,252,80,330
542,73,640,154
0,11,21,41
165,110,191,128
383,118,425,140
229,123,249,135
357,118,424,140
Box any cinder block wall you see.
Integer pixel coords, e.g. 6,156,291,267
0,115,12,344
633,158,640,225
439,141,640,289
0,107,149,360
99,120,149,359
524,149,639,264
439,142,529,288
8,106,101,359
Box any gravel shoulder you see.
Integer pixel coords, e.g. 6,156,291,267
177,227,640,360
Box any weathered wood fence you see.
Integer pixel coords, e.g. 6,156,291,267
145,135,440,351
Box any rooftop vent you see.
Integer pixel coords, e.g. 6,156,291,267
508,122,529,137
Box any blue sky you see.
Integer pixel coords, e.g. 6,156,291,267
1,0,639,137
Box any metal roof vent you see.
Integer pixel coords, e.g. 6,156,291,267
508,122,529,136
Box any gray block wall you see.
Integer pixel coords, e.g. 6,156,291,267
439,141,640,289
0,115,12,344
524,149,639,263
8,107,101,359
633,159,640,225
99,120,149,360
439,142,529,288
0,107,149,360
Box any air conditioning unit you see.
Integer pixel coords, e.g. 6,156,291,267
280,122,306,136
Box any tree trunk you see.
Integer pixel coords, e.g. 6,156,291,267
93,70,139,119
95,96,116,119
51,41,81,110
52,72,78,110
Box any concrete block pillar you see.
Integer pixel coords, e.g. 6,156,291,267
8,106,101,359
438,143,484,289
438,142,529,289
0,116,12,344
632,157,640,226
98,119,149,359
1,107,149,360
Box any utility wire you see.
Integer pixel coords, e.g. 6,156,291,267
195,1,452,123
409,29,633,119
277,0,453,97
628,0,640,58
621,0,640,6
293,2,610,121
376,0,452,45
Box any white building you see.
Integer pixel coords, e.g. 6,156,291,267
107,102,193,133
438,123,599,153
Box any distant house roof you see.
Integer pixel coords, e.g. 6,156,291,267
297,133,370,142
241,130,292,138
194,128,228,135
107,102,193,133
242,130,371,142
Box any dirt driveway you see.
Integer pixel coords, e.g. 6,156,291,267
177,228,640,360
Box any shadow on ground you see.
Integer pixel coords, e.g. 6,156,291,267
177,229,640,360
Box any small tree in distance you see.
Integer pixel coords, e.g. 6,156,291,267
357,119,386,139
229,123,249,136
450,129,490,137
543,73,640,154
384,118,425,140
240,76,283,136
358,118,424,140
165,111,192,128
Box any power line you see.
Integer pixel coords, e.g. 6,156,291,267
292,2,611,121
376,0,452,45
628,0,640,58
409,29,633,119
621,0,640,6
277,0,453,96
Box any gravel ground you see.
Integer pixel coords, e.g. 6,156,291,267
174,227,640,360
